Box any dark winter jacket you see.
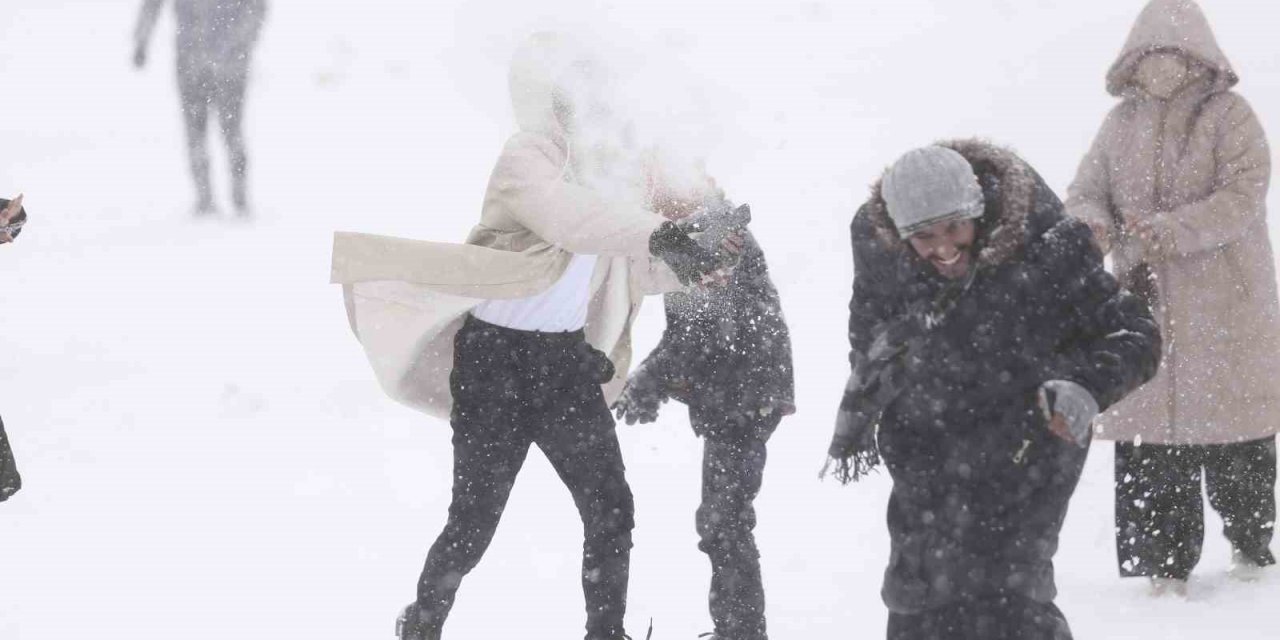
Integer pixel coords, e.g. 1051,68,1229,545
847,140,1161,613
135,0,267,78
1,416,21,502
638,226,794,438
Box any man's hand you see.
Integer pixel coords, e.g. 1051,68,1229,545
612,369,666,425
1039,381,1097,448
650,221,726,286
1,194,25,244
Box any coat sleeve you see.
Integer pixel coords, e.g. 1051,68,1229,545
628,256,684,296
1065,107,1122,255
1150,95,1271,257
491,134,667,258
134,0,165,47
1043,217,1162,411
848,210,900,368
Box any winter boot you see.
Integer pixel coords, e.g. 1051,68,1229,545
395,602,442,640
1228,548,1267,582
192,194,217,217
1148,576,1189,597
231,175,252,218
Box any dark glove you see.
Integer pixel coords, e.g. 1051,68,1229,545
649,221,725,286
573,341,616,385
612,366,667,425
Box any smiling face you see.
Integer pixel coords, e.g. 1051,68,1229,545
907,218,977,280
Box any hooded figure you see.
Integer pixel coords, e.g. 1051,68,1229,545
133,0,268,215
332,33,732,640
1066,0,1278,590
837,141,1160,639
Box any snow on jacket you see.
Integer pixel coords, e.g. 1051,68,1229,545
636,226,794,435
330,33,682,419
1066,0,1279,445
134,0,267,78
850,140,1160,613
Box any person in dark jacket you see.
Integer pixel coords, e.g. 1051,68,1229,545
0,416,20,502
827,141,1161,640
133,0,268,216
1,196,26,500
614,184,794,640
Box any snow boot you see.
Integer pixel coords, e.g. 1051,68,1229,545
1148,576,1188,597
395,602,442,640
1228,548,1267,582
231,177,252,218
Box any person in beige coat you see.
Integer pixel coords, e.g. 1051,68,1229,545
1067,0,1277,593
332,33,736,640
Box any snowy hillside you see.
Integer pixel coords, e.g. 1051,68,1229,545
1,0,1277,638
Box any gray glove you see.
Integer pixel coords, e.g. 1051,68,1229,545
1039,380,1098,447
612,366,667,425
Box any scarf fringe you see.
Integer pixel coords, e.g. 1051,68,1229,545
822,449,882,485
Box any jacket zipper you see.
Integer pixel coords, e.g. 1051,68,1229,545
1153,100,1179,440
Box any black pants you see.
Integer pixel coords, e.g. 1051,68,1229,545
416,317,633,640
690,408,780,640
1115,437,1277,579
0,416,21,502
887,593,1073,640
178,63,252,209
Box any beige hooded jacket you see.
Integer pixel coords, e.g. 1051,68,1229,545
330,33,681,420
1066,0,1279,445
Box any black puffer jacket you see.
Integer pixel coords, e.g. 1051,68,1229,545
848,140,1161,613
1,416,21,502
639,227,794,438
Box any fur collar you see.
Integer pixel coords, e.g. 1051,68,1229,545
861,139,1039,269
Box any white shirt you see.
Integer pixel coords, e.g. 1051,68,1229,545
472,254,600,332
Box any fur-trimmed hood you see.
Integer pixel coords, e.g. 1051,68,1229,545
858,139,1041,270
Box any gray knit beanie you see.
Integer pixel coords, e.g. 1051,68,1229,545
882,146,985,236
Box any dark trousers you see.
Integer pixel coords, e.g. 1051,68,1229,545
887,593,1073,640
1115,437,1277,579
690,408,780,640
416,317,634,640
0,416,21,502
178,63,251,210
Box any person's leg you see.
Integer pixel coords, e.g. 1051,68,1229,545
213,72,251,214
696,412,779,640
1114,441,1205,579
409,323,537,637
177,64,214,213
1204,436,1277,567
887,596,1072,640
537,386,635,640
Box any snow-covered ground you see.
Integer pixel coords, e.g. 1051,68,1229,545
1,1,1277,638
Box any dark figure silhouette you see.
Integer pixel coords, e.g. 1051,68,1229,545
134,0,267,216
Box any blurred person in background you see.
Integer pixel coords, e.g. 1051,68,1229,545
133,0,268,217
1067,0,1277,595
2,195,28,501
